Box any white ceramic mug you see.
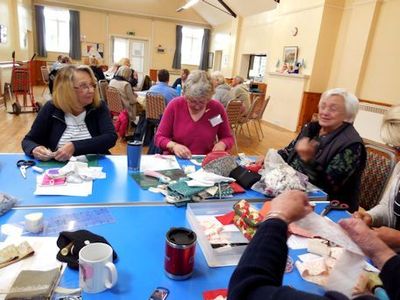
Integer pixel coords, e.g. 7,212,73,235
79,242,118,293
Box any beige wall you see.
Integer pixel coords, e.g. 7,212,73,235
0,0,33,61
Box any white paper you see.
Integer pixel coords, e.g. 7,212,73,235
287,235,309,249
0,236,65,298
298,253,323,262
140,155,180,171
34,175,93,196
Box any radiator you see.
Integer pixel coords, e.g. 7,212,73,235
353,102,389,143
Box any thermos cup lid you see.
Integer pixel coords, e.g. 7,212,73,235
127,140,143,146
166,227,196,248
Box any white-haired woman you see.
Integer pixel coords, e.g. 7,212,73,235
278,88,366,212
354,105,400,250
211,71,232,107
155,70,234,159
109,65,138,123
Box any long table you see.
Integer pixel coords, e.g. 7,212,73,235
1,154,326,207
0,202,346,299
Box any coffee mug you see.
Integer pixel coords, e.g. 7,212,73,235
79,243,118,293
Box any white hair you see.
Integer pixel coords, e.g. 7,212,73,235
183,70,214,99
211,71,225,86
381,105,400,146
319,88,359,123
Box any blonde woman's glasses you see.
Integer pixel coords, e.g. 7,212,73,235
74,83,97,91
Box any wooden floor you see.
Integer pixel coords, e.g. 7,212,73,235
0,86,296,155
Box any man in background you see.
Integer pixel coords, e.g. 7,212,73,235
149,69,178,105
172,68,190,89
230,75,250,114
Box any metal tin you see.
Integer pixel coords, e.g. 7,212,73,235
127,140,142,171
164,227,196,280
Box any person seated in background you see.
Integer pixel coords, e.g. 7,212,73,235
117,57,138,87
154,70,234,159
88,56,105,82
228,190,400,300
104,63,120,81
148,69,178,105
354,105,400,251
22,65,117,161
172,68,190,89
230,75,251,114
50,54,63,72
211,71,232,107
109,66,138,126
277,88,366,212
49,56,73,94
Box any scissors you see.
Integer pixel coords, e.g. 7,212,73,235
17,160,36,179
321,200,349,216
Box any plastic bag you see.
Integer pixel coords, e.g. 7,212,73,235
252,149,308,197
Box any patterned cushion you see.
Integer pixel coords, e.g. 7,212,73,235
359,146,396,210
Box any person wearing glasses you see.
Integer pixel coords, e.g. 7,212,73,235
22,65,117,161
154,70,234,159
274,88,366,212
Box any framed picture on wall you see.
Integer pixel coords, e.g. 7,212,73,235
82,42,104,58
283,46,298,64
208,52,214,69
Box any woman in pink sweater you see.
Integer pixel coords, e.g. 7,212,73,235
155,70,234,159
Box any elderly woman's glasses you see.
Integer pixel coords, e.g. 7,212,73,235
74,83,97,91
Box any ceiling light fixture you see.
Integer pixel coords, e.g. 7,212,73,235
177,0,237,18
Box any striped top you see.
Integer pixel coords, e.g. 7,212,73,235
57,111,92,149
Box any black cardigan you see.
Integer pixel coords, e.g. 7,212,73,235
22,100,117,156
228,218,400,300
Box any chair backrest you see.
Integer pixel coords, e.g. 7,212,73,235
248,95,267,120
40,66,49,84
106,86,124,114
145,92,165,120
226,100,244,128
98,79,109,102
359,144,398,210
256,95,270,120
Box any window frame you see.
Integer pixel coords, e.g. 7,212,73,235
43,7,70,53
181,26,204,66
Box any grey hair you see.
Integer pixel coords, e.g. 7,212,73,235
115,65,132,81
234,76,244,84
319,88,359,123
210,71,225,86
381,105,400,146
183,70,214,99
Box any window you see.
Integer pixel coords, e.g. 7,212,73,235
181,26,204,65
17,5,28,48
248,55,267,81
44,7,69,52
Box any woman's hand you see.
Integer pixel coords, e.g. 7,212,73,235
172,144,192,159
339,219,396,269
212,142,226,152
373,226,400,250
295,137,319,162
352,211,372,226
267,190,313,223
32,146,54,161
54,142,75,161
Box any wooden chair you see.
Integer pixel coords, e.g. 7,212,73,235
40,66,50,96
98,79,109,103
106,86,124,117
359,143,398,210
145,92,165,121
238,96,267,141
226,99,244,154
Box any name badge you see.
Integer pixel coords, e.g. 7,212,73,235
209,114,223,127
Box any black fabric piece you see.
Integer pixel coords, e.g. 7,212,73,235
56,230,117,269
394,188,400,230
229,166,261,189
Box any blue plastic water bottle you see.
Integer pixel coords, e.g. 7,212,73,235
176,84,182,96
127,140,143,172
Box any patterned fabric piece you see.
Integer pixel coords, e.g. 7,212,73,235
359,147,396,210
233,200,264,240
168,180,207,198
203,156,238,177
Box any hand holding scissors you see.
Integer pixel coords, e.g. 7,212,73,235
321,200,349,216
17,160,36,179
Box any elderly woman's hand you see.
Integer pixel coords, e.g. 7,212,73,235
32,146,54,161
352,211,372,226
212,141,227,152
295,137,319,162
54,142,75,162
265,190,312,223
172,143,192,159
373,226,400,250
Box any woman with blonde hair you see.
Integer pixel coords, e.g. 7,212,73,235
155,70,234,158
354,105,400,250
22,65,117,161
109,65,138,124
117,57,138,87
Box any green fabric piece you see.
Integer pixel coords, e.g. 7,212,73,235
130,169,186,189
37,155,99,168
168,179,207,198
